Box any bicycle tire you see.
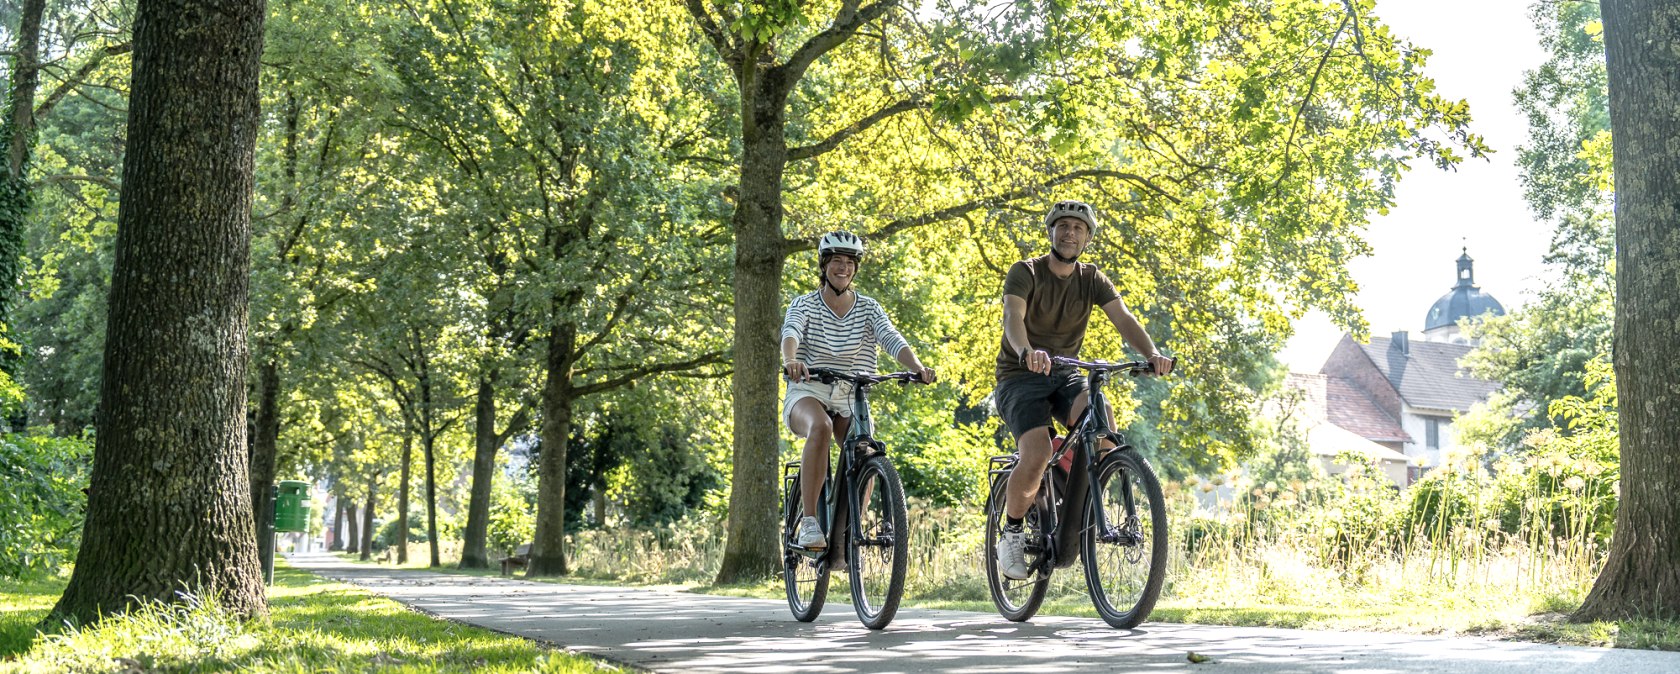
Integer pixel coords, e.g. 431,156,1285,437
983,470,1050,621
782,472,829,622
848,455,908,630
1081,449,1168,629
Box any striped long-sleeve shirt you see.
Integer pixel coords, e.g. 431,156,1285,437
781,291,910,376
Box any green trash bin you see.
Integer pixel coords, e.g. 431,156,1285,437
274,480,312,533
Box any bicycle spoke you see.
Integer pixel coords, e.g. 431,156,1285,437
1083,451,1167,629
849,456,908,630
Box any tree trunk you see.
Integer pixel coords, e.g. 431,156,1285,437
459,377,497,569
593,488,607,526
344,501,359,555
424,432,440,567
1574,0,1680,622
398,434,411,564
250,357,280,580
328,496,344,551
359,477,377,562
530,319,578,576
48,0,267,623
716,71,790,584
0,0,44,338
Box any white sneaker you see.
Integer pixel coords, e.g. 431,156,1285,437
796,516,827,549
996,529,1030,580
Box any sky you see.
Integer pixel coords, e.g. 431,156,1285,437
1275,0,1554,371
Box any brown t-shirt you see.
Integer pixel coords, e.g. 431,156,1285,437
994,255,1120,379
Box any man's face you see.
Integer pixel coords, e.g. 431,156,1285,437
1050,217,1092,258
824,254,858,289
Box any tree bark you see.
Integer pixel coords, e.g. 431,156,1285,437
343,501,359,555
716,66,791,584
460,378,497,569
424,431,440,567
530,318,578,576
359,477,377,561
249,358,280,581
328,496,345,551
0,0,44,338
1574,0,1680,622
48,0,267,623
397,434,411,564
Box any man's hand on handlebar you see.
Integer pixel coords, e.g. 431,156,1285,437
1146,353,1175,377
1021,348,1052,375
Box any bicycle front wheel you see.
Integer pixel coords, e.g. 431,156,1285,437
783,471,829,622
983,470,1050,621
1082,449,1168,629
848,455,908,630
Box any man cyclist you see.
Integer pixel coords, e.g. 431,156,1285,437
993,199,1174,580
781,231,936,551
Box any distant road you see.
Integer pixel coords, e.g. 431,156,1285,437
287,552,1680,673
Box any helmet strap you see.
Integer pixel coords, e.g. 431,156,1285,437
823,273,853,296
1050,246,1081,264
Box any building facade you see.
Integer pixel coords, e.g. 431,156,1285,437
1285,250,1506,486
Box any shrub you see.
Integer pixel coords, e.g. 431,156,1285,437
0,431,92,577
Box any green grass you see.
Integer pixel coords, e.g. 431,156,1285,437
341,536,1680,653
0,563,620,673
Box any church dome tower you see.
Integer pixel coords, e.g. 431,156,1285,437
1422,248,1505,344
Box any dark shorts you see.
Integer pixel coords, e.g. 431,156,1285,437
994,367,1087,439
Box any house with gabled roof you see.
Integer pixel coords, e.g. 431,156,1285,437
1318,332,1503,481
1284,250,1506,486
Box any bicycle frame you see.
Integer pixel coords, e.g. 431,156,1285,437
781,369,916,570
989,359,1150,574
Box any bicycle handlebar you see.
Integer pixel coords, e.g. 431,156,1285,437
1050,355,1177,377
806,367,930,386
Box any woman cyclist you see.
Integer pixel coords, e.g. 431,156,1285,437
781,231,936,550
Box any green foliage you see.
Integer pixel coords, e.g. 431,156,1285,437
0,430,90,578
1459,0,1612,457
376,513,430,549
570,388,728,529
488,471,536,556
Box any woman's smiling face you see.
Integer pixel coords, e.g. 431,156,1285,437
823,253,858,290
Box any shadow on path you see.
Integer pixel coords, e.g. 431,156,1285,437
286,552,1679,673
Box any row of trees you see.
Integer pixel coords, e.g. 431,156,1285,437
3,0,1674,624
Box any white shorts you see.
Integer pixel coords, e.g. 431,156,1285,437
783,379,855,430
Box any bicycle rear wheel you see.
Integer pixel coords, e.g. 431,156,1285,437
783,471,830,622
1082,449,1168,628
983,470,1050,621
848,455,908,630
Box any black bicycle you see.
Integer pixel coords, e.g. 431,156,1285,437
781,368,924,630
984,356,1171,629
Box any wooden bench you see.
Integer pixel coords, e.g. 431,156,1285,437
500,543,532,576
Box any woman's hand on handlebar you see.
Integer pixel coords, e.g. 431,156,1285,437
916,366,938,384
784,360,810,383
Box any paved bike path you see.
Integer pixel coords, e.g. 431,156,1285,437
285,552,1680,673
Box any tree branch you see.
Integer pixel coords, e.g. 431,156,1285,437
784,169,1181,254
775,0,901,87
789,96,926,160
573,351,729,397
33,40,131,121
684,0,741,74
41,173,117,190
573,266,655,361
1273,16,1347,194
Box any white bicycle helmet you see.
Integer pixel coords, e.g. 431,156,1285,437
818,230,866,260
1043,200,1098,238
